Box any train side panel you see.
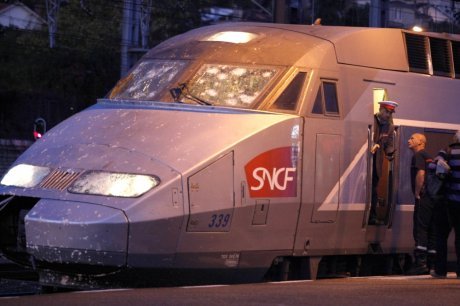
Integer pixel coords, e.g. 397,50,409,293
174,118,303,271
293,44,460,262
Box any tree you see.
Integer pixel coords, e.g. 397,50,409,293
0,0,122,139
150,1,202,44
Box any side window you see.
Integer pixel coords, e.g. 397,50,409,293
311,80,340,116
270,72,307,111
312,87,323,114
323,82,339,114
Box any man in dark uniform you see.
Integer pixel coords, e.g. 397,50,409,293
369,100,398,224
407,133,436,275
432,131,460,278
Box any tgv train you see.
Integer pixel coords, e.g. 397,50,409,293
1,22,460,288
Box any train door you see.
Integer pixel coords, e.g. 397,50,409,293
186,152,234,232
365,88,398,227
397,126,455,208
311,133,341,222
393,126,455,251
309,79,342,223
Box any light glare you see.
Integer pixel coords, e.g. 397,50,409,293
69,171,160,197
0,164,50,188
205,31,257,44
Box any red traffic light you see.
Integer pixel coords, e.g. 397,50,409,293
33,131,42,139
33,118,46,140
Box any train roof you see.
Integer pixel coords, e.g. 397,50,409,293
146,22,460,77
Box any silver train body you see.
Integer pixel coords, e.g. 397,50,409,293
1,23,460,288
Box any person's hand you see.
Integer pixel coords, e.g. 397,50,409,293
370,144,380,154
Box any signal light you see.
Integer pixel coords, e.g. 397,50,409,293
33,117,47,140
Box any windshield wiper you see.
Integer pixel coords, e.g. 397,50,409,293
169,83,212,106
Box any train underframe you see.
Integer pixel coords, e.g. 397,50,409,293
0,194,415,289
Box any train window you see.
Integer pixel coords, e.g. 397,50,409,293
312,88,324,114
270,72,306,111
311,80,340,116
187,64,279,108
323,82,339,115
109,60,187,101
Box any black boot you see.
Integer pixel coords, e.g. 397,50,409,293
407,249,429,275
427,250,436,272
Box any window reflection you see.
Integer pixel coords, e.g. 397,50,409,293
270,72,306,111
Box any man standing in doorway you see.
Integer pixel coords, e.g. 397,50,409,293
369,100,398,224
407,133,436,275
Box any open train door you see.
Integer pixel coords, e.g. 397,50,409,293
365,88,399,229
370,126,399,226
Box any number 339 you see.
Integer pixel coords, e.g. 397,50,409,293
208,214,231,228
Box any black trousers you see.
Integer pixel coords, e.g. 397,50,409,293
413,194,436,251
371,155,381,217
434,200,460,275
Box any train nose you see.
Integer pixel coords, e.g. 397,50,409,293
25,199,128,267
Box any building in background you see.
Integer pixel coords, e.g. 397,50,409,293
361,0,459,30
201,6,244,24
279,0,459,31
0,2,46,30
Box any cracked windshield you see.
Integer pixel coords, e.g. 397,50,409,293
109,60,278,109
186,64,278,108
109,60,187,100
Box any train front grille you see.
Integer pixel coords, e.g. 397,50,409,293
39,169,81,191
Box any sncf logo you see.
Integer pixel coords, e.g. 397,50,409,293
245,147,297,198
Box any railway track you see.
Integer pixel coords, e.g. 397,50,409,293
0,259,41,296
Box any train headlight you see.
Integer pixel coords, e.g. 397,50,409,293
0,164,50,188
68,171,160,197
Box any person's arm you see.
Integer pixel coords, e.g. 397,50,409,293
384,124,395,158
371,116,380,154
436,148,449,162
415,169,425,199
